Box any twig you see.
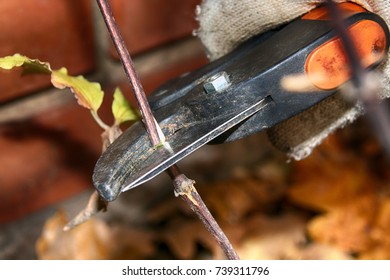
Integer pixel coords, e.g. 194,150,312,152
96,0,161,146
168,166,239,259
325,0,364,87
326,0,390,158
63,125,122,231
170,171,240,260
63,190,107,231
95,0,239,259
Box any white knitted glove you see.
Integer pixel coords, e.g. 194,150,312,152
196,0,390,160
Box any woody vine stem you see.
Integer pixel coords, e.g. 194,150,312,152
325,0,390,158
95,0,239,260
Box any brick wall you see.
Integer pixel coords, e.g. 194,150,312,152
0,0,207,223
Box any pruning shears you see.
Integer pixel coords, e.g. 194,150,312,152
93,2,390,201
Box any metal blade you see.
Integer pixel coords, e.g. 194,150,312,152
93,96,272,201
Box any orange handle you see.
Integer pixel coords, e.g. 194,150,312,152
304,3,388,90
302,2,366,21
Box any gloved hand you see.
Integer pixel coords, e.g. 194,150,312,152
196,0,390,160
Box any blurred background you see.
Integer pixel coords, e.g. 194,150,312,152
1,0,390,260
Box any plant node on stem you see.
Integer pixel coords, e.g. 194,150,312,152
169,168,240,260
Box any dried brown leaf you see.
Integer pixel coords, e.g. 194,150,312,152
307,195,377,253
235,213,308,260
288,128,390,259
36,210,155,260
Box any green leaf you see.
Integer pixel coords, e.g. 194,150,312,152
0,54,108,124
0,54,51,74
51,68,104,112
112,87,139,125
0,54,105,123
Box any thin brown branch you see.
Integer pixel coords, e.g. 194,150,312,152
95,0,240,259
63,190,107,231
63,125,122,231
326,0,390,158
96,0,161,147
325,0,364,87
172,173,240,260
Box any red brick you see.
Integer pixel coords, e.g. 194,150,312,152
109,0,201,56
0,0,95,103
0,101,105,223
